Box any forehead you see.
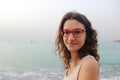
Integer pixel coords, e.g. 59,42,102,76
63,19,85,29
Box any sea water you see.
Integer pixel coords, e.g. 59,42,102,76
0,41,120,80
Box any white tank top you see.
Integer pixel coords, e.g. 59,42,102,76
63,55,95,80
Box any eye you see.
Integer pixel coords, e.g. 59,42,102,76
64,31,70,35
74,30,82,35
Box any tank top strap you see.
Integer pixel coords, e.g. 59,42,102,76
81,55,95,62
74,55,95,79
77,55,95,68
63,55,95,80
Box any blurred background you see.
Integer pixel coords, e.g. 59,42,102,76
0,0,120,80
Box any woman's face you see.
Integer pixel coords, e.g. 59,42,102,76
63,19,86,53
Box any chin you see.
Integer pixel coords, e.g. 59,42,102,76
68,48,79,52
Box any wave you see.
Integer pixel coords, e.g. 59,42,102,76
0,70,120,80
0,69,64,80
101,76,120,80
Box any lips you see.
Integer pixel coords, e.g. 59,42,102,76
67,43,77,45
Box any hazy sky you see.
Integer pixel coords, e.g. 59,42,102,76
0,0,120,42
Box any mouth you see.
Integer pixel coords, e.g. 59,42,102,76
67,43,77,45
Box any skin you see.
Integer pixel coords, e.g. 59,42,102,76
63,19,86,58
77,58,99,80
63,19,99,80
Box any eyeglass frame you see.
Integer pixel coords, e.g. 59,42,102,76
60,28,86,38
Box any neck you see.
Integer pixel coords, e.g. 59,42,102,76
70,52,79,66
70,52,78,60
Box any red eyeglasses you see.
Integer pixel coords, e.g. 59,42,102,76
60,28,86,38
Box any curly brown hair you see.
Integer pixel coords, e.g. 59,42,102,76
55,11,100,69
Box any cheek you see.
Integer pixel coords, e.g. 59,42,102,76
78,34,86,46
81,33,87,42
63,38,67,45
78,39,85,47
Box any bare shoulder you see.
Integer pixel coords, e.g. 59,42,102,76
78,57,99,80
83,57,99,69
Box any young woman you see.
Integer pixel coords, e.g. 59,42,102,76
55,11,100,80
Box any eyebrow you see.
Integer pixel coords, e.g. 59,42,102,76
63,28,85,30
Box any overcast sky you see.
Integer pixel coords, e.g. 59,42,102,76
0,0,120,42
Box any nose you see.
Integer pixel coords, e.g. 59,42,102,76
68,33,75,40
